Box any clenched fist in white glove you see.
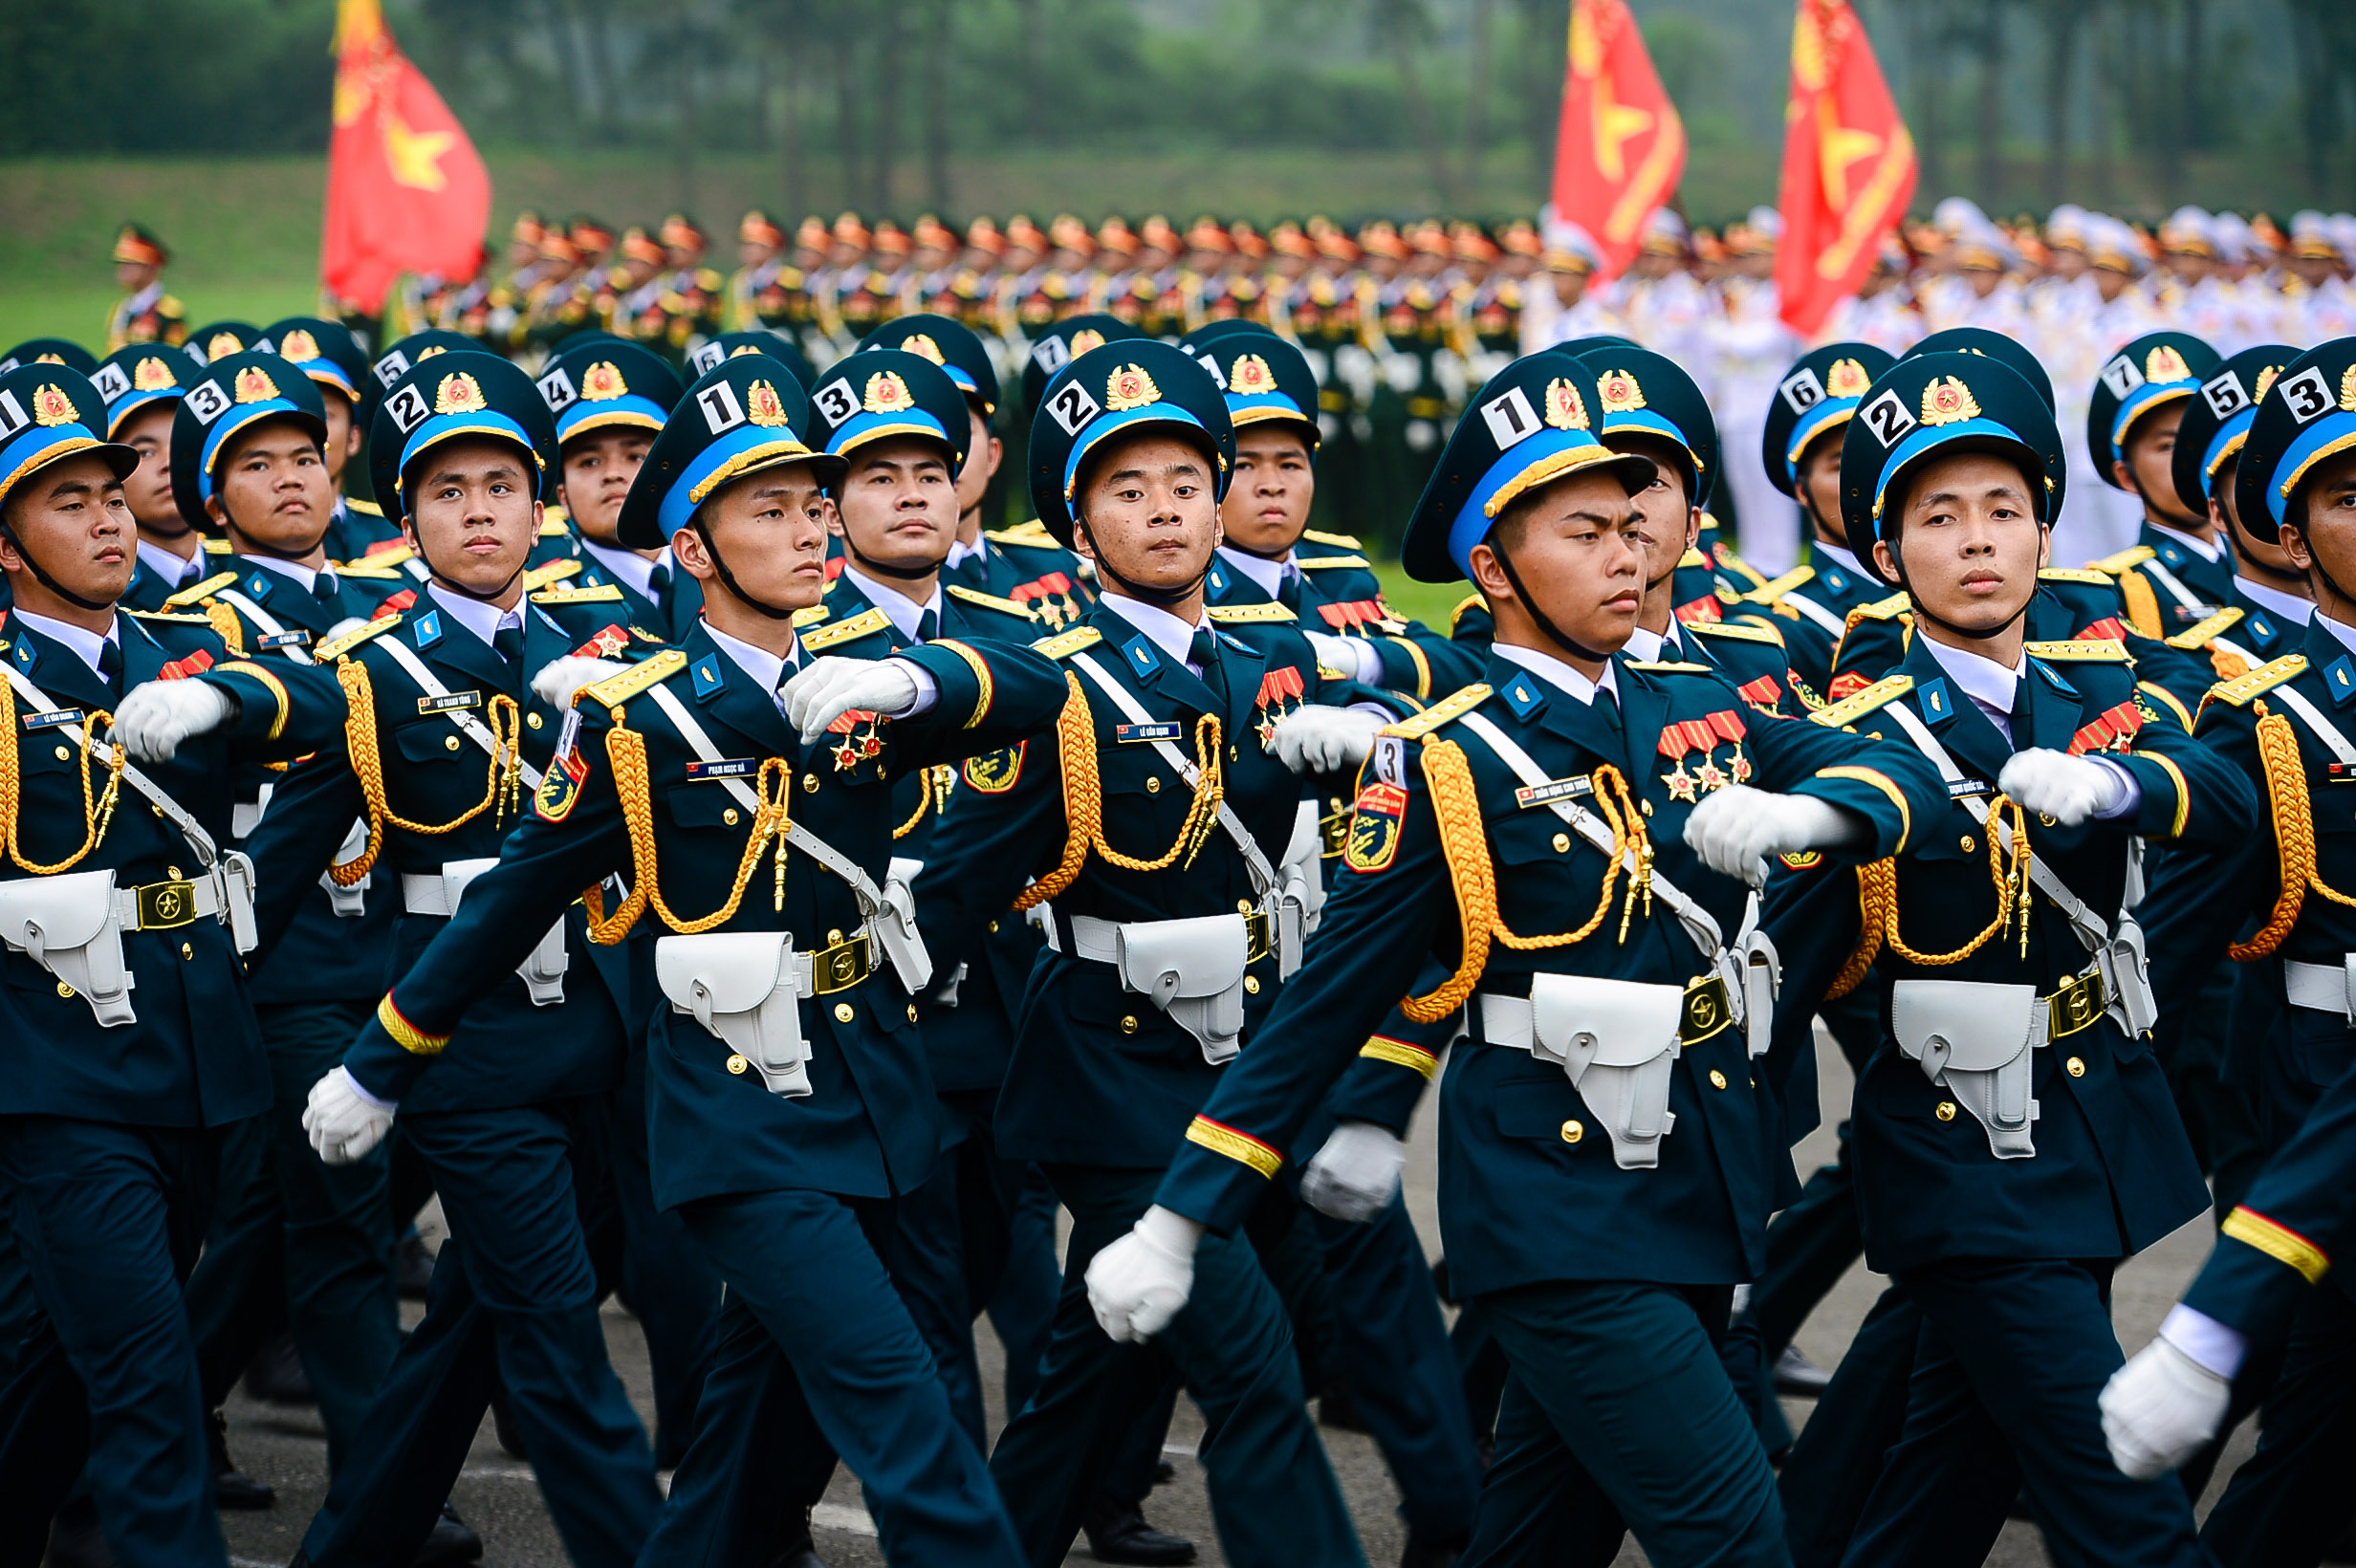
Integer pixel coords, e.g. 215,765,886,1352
1304,630,1375,683
2101,1338,2232,1479
111,679,234,762
782,656,921,745
1084,1205,1203,1343
1299,1121,1405,1223
532,655,626,709
1997,749,2127,826
303,1066,396,1165
1269,705,1385,774
1683,785,1865,887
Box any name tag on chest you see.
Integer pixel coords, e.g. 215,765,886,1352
686,757,758,780
21,708,84,731
2325,762,2356,786
418,691,483,714
260,629,313,649
1514,775,1593,809
1116,722,1184,744
1946,778,1992,799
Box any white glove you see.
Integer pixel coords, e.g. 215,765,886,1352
2101,1338,2232,1479
302,1066,395,1165
1683,785,1862,887
1269,705,1385,774
1305,630,1374,682
110,679,233,762
1299,1121,1405,1223
531,655,625,709
1084,1205,1203,1344
1997,749,2125,826
782,656,920,745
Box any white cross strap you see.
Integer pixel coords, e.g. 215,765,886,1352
377,636,545,791
6,665,222,868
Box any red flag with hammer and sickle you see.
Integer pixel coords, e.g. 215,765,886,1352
1549,0,1687,283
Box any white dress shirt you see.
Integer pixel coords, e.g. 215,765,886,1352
840,563,945,643
580,540,671,600
1493,641,1621,708
9,609,120,683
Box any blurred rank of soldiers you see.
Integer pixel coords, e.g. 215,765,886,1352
726,209,806,341
0,362,342,1567
92,344,211,611
524,217,615,352
259,316,394,559
105,224,188,354
2084,331,2237,636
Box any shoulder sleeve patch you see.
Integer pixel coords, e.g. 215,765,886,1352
2038,566,2112,586
315,614,403,663
163,570,239,608
1691,619,1786,646
2165,606,2247,649
2090,545,2157,574
1033,625,1104,659
586,647,689,708
2207,653,2309,707
1207,602,1298,625
946,584,1038,620
1381,682,1493,738
2021,639,2129,663
519,557,584,591
800,606,893,651
1809,672,1915,727
531,583,625,605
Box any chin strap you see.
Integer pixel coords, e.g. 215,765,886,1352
690,519,800,621
1490,537,1621,664
0,526,116,614
1076,521,1207,612
410,530,528,607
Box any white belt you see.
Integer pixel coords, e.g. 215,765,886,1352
1052,908,1276,1064
1473,975,1703,1169
401,858,568,1006
2283,957,2356,1018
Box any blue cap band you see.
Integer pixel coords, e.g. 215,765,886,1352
292,361,359,401
395,410,537,494
1598,407,1701,475
556,394,666,445
0,425,102,509
827,408,955,464
2198,406,2258,499
2271,412,2356,524
659,422,819,536
2108,382,2194,463
1871,419,2049,534
104,388,182,438
1448,427,1624,577
197,400,304,501
1227,391,1310,428
1060,403,1214,503
1785,399,1859,485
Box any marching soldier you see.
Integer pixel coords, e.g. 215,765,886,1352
2085,331,2235,634
259,316,391,558
3,339,98,376
105,225,188,352
1079,350,1941,1568
90,344,213,610
0,362,339,1567
533,339,698,639
1763,350,2248,1567
186,322,262,368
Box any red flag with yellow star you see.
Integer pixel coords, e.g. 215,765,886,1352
1549,0,1685,283
320,0,491,314
1774,0,1915,336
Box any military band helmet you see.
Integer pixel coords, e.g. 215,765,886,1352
91,343,201,437
1566,345,1718,509
534,339,684,451
0,339,99,377
2234,338,2356,534
1178,320,1321,454
1399,356,1656,584
1761,341,1897,497
2085,330,2222,485
0,365,140,518
259,317,369,405
1903,327,2056,414
859,315,1000,418
1028,338,1234,549
366,351,557,527
807,348,971,480
1839,350,2063,581
185,321,261,367
617,358,840,550
2170,343,2300,522
168,350,329,534
689,331,818,398
1020,314,1145,421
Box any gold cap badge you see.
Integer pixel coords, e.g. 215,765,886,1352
1071,328,1106,358
2146,344,2192,384
1920,377,1982,427
433,371,487,415
1826,359,1871,398
233,365,280,403
579,361,627,402
862,371,913,414
1596,368,1646,413
2341,365,2356,415
277,328,321,363
903,333,946,365
747,380,789,427
133,357,176,392
2254,365,2280,403
1544,378,1590,430
1104,363,1160,412
1230,354,1276,396
207,331,244,360
32,384,76,426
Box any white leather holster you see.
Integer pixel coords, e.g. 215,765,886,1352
403,858,567,1006
877,858,933,994
1890,979,2042,1159
656,931,814,1098
1482,976,1686,1170
0,869,135,1027
1071,911,1252,1064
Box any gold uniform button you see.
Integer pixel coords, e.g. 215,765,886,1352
55,981,75,999
1244,975,1260,995
726,1054,749,1076
1560,1120,1583,1143
527,712,544,730
167,867,182,881
1640,800,1654,817
906,1004,919,1022
1959,835,1975,853
53,746,70,762
1552,832,1571,853
445,735,462,752
153,804,166,818
181,943,194,960
1120,1014,1140,1035
1935,1100,1957,1122
722,807,740,826
828,929,843,944
2039,812,2057,827
833,1002,856,1024
988,920,999,934
1709,1069,1728,1089
2066,1056,2086,1078
801,773,819,794
1145,776,1161,794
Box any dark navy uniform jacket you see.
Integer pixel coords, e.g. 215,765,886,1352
1205,537,1484,706
945,520,1096,630
2093,523,2237,639
0,610,339,1127
332,621,1064,1209
532,537,708,643
1739,546,1886,696
1145,652,1943,1298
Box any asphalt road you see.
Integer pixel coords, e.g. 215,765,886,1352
213,1029,2254,1568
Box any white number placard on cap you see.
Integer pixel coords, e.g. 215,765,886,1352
697,381,747,434
1046,381,1102,438
687,341,726,377
1858,387,1916,448
92,362,132,403
1478,385,1540,449
811,377,857,429
2278,364,2333,425
1033,337,1071,374
2199,370,2250,420
538,366,578,413
2100,353,2147,402
373,351,411,389
185,380,232,425
383,383,431,434
1778,368,1826,414
0,389,29,438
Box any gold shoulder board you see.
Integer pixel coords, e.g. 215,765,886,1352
344,544,415,571
344,496,384,517
2166,606,2246,650
984,519,1059,547
1297,554,1371,570
800,606,892,651
1625,661,1715,674
1692,619,1785,646
2038,566,2111,587
1450,593,1487,633
538,513,573,536
315,614,403,663
790,604,830,628
532,583,624,605
2090,546,2156,574
163,570,240,607
1677,547,1710,569
1301,529,1363,550
946,584,1036,620
338,561,407,580
1744,566,1815,603
1207,602,1298,625
2207,654,2308,708
586,648,688,708
1381,683,1493,739
1809,673,1915,727
519,557,584,591
202,538,232,555
1033,625,1104,659
122,609,211,624
1849,592,1912,623
2023,639,2128,662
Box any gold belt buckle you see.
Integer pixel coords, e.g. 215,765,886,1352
1319,809,1350,860
1679,975,1734,1045
807,931,872,995
136,880,199,931
1242,909,1273,965
2046,969,2107,1039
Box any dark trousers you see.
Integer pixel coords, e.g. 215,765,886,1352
1840,1258,2208,1568
2200,1278,2356,1566
1461,1279,1788,1568
184,998,400,1469
301,1100,660,1568
640,1186,1023,1568
0,1118,224,1568
988,1163,1364,1568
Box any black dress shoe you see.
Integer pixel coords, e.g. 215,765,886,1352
409,1503,482,1566
765,1505,833,1568
243,1332,316,1408
1771,1346,1832,1398
210,1409,276,1510
1400,1534,1467,1568
1151,1460,1175,1486
44,1499,115,1568
398,1234,437,1300
1081,1499,1195,1566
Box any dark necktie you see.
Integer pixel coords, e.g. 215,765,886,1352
313,575,339,612
98,640,122,699
1188,628,1229,710
1277,570,1301,613
915,607,939,643
1593,683,1623,734
492,622,524,666
647,563,672,602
